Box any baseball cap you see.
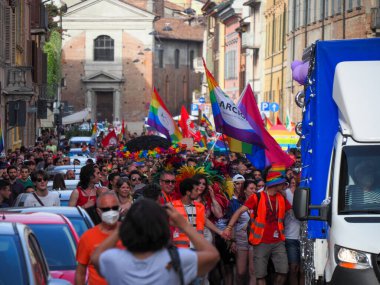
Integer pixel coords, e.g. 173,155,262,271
266,171,287,188
232,174,245,182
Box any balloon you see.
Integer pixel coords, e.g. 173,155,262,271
291,60,303,71
292,61,309,85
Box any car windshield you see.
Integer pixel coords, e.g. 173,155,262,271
68,217,89,237
339,145,380,214
0,236,27,285
28,224,77,271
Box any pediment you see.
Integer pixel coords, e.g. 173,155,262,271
82,71,124,83
65,0,155,20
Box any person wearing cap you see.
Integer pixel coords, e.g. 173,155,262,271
222,171,292,285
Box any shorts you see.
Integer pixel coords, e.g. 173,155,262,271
285,239,301,264
235,228,250,250
215,235,235,265
253,242,289,278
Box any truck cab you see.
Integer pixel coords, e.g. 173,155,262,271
293,39,380,285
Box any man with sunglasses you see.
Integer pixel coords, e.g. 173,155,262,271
75,192,123,285
159,170,177,205
24,170,60,207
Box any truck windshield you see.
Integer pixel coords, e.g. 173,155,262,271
339,145,380,214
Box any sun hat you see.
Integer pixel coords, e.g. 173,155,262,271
232,174,245,182
265,171,287,188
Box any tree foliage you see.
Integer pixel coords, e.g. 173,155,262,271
44,30,61,99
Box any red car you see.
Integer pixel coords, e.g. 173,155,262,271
1,212,79,284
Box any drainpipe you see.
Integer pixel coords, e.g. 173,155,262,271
322,0,325,40
280,3,286,120
342,0,346,39
304,0,308,48
269,15,275,105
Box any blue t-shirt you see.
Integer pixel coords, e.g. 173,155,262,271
99,248,198,285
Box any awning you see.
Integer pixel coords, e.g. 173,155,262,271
62,108,91,125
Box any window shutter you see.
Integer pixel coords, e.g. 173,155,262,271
8,101,16,127
18,101,26,127
5,7,11,63
37,100,47,119
11,10,15,64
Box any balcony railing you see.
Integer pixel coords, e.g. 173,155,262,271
4,67,34,95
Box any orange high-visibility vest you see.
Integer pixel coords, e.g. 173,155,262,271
172,199,205,248
248,192,286,245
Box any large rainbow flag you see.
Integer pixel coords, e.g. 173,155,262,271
147,88,182,143
203,60,264,148
238,84,294,169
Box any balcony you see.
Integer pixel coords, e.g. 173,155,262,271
241,32,260,50
3,67,34,100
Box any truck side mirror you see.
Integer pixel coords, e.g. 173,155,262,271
293,187,310,221
293,187,329,221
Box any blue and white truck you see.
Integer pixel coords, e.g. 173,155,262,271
293,38,380,284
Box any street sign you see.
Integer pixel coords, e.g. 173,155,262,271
191,103,199,115
198,97,206,104
269,102,280,112
261,102,269,111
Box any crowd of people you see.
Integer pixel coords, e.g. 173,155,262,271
0,130,304,285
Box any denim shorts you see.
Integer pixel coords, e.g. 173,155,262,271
285,239,301,264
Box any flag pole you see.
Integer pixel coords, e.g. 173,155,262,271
220,127,231,164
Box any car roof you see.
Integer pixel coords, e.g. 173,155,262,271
3,206,81,217
69,137,92,141
0,222,17,235
1,212,68,224
47,180,79,186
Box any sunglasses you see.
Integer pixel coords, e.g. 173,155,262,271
132,177,142,181
37,178,48,182
161,179,176,185
99,206,119,212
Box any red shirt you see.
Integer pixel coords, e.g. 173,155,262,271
244,192,291,244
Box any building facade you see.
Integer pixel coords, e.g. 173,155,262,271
263,0,288,122
0,0,48,150
61,0,155,133
287,0,380,123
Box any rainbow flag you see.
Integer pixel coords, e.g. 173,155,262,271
265,116,273,130
200,114,213,131
226,137,258,154
203,59,264,147
198,131,208,148
147,88,182,143
0,117,4,154
91,122,97,138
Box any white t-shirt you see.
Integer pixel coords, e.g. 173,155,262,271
100,248,198,285
23,192,61,207
284,188,300,239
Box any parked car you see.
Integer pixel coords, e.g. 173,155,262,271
46,165,82,180
1,212,79,284
13,190,73,207
4,206,94,237
67,148,90,157
47,180,79,191
68,136,95,148
0,222,70,285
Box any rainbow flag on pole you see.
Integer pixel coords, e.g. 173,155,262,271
91,122,97,138
147,88,182,143
0,117,4,154
203,59,264,148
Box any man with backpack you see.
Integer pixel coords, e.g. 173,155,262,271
222,171,292,285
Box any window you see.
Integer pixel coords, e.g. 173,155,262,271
175,49,180,69
158,49,164,68
94,35,114,61
189,50,194,69
225,50,236,80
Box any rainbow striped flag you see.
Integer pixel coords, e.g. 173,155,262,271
91,122,97,138
203,60,264,147
147,88,182,143
201,114,213,131
198,131,208,148
0,117,4,154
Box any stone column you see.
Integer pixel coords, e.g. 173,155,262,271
86,89,95,121
114,89,120,120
